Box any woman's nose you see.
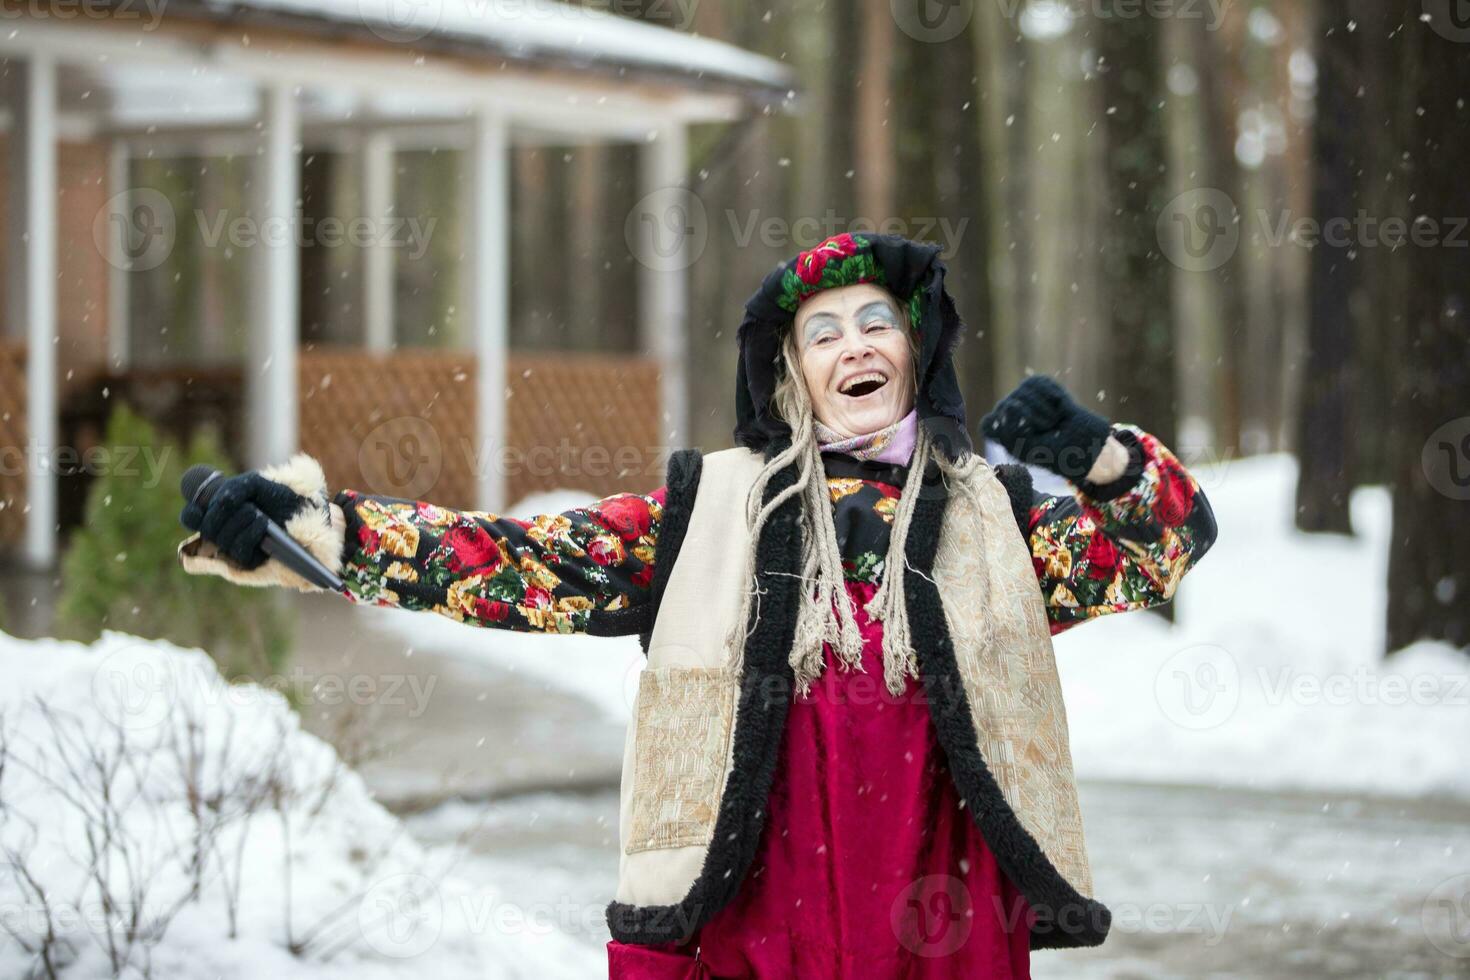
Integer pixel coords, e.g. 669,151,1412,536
840,331,874,360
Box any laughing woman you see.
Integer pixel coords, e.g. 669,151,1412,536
179,234,1217,979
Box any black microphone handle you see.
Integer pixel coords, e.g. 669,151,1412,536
260,520,346,592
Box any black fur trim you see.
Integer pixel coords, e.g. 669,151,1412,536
903,464,1112,949
992,463,1035,539
586,451,703,641
605,450,803,945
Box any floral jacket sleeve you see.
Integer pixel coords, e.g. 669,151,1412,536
334,488,666,634
1028,424,1217,634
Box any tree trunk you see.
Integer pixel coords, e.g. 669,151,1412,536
1293,3,1358,534
1189,7,1247,457
1095,13,1177,448
1385,9,1470,654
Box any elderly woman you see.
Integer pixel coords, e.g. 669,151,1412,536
179,234,1216,979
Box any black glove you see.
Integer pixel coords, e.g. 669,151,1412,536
179,472,309,570
980,375,1113,481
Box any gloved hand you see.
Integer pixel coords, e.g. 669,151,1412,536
177,454,345,592
180,471,309,570
980,376,1114,481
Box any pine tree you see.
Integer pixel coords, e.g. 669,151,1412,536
57,406,292,679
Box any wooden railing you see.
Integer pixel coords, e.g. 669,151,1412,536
300,348,664,510
0,346,665,557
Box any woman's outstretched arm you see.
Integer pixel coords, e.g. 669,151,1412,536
334,486,667,633
1024,424,1217,634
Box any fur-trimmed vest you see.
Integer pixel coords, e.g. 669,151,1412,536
602,447,1110,950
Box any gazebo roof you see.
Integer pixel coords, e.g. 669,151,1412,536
172,0,795,102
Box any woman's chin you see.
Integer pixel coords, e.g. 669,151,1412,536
832,408,903,438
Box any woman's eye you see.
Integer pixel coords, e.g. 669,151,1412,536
812,333,837,346
865,321,892,333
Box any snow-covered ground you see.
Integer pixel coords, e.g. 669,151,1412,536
378,455,1470,801
1057,452,1470,800
0,631,588,979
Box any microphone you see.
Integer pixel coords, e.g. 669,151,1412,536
181,465,346,592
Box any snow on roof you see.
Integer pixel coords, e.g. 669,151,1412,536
182,0,795,99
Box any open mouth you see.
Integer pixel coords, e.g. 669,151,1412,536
839,372,889,398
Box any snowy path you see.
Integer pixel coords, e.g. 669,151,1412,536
405,781,1470,978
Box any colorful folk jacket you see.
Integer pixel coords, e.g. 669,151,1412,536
333,425,1216,949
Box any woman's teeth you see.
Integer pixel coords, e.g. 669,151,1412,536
840,373,888,397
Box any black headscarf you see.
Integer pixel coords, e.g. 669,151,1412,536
733,233,972,461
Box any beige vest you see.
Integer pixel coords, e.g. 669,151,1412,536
613,447,1095,920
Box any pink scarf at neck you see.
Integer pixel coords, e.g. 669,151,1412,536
814,410,918,466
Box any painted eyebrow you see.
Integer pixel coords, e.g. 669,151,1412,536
799,301,899,339
800,314,842,344
855,301,900,323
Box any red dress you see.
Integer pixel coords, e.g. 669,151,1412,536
606,580,1031,978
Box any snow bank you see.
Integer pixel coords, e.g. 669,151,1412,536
1057,453,1470,799
0,630,588,978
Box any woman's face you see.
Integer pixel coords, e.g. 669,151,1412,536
794,283,916,439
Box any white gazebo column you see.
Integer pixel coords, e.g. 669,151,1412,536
360,130,395,353
9,54,59,569
247,83,301,468
638,123,690,447
467,107,510,512
106,140,131,370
